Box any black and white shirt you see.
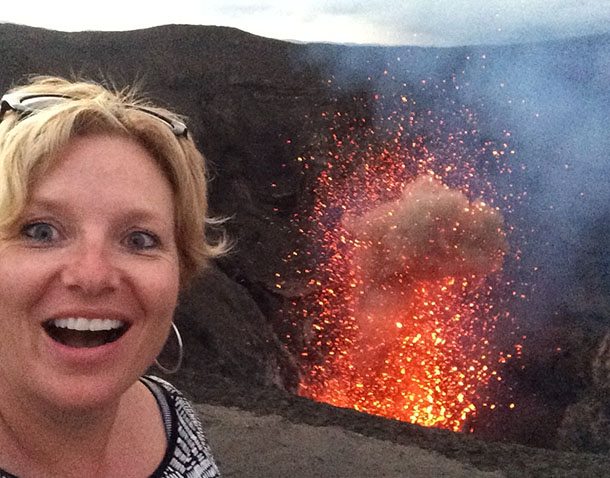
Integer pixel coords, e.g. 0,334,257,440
0,376,221,478
142,375,221,478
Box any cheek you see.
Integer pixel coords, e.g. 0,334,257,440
134,263,180,365
137,264,180,320
0,252,50,312
0,254,54,363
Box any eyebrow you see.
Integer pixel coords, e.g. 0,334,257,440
22,197,71,216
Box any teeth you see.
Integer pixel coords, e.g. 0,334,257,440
51,318,124,331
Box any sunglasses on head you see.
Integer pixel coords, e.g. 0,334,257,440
0,92,188,137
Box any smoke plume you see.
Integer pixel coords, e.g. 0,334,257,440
343,175,507,336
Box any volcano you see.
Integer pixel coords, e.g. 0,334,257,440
1,23,609,476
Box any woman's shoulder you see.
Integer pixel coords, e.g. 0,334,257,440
141,375,221,478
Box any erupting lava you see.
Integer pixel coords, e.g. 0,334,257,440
288,84,522,432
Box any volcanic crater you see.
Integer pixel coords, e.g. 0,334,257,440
1,23,609,477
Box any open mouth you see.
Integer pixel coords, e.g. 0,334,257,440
43,318,129,348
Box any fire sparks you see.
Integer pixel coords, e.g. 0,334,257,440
288,82,521,432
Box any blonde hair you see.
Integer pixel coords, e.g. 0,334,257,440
0,75,225,286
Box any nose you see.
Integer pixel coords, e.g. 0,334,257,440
60,237,121,296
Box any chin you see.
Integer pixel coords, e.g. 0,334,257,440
26,360,148,413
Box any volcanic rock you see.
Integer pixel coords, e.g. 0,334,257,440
557,331,610,454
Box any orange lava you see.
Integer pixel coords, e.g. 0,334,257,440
301,277,507,431
288,86,522,432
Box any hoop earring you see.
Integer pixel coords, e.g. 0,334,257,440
155,322,184,374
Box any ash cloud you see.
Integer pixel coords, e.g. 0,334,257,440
344,176,507,328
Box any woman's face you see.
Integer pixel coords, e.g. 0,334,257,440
0,134,180,410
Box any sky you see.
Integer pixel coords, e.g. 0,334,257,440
2,0,610,46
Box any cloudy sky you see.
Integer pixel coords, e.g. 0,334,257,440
2,0,609,46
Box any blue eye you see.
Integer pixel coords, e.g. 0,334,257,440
22,222,59,243
125,231,159,250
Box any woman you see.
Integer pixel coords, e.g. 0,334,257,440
0,76,223,477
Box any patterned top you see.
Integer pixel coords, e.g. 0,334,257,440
0,376,221,478
143,375,221,477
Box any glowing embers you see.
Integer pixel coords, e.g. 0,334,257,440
299,175,507,431
302,277,501,431
292,90,516,431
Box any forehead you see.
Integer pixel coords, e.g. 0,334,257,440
29,134,175,220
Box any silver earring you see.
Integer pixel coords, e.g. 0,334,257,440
155,322,184,374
